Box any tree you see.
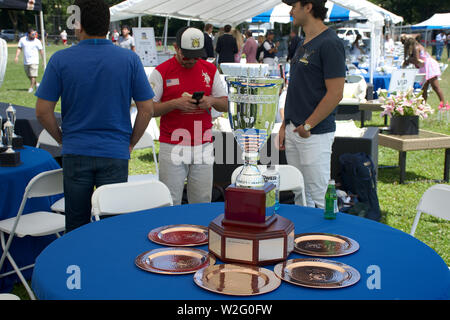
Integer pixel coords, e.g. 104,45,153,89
370,0,450,24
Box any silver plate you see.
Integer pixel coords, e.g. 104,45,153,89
148,224,209,246
194,264,281,296
274,258,360,289
294,233,359,257
135,248,215,275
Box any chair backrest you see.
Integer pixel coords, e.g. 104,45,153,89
416,184,450,220
133,130,155,150
133,131,159,176
91,180,173,220
36,129,60,148
11,169,63,235
410,184,450,236
231,164,305,192
25,168,64,199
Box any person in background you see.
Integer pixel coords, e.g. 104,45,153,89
35,0,155,233
262,30,279,66
119,25,136,52
60,29,68,46
14,28,44,93
232,28,244,63
242,30,258,63
256,35,265,62
112,29,119,45
435,31,445,61
202,23,214,60
403,37,445,107
149,26,228,206
215,24,238,64
279,0,345,208
384,34,395,55
287,30,301,62
447,32,450,61
350,34,364,59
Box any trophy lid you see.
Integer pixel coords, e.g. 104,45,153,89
6,103,15,112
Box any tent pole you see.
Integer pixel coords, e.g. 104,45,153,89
163,15,168,51
138,15,142,28
40,11,46,70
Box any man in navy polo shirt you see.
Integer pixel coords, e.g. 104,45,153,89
35,0,155,232
279,0,345,208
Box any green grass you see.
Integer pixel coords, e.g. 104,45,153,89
1,43,449,300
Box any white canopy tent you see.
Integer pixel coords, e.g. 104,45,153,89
110,0,403,84
110,0,282,26
411,13,450,30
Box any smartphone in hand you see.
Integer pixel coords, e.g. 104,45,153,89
192,91,204,105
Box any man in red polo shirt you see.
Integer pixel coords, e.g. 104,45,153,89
149,26,228,205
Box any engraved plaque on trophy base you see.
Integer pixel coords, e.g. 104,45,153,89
224,182,276,228
2,136,24,149
208,214,295,266
0,151,21,167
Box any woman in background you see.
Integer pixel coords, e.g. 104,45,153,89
232,29,244,63
403,38,445,106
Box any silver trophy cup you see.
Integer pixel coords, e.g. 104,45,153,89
226,76,283,188
4,120,14,153
6,104,17,138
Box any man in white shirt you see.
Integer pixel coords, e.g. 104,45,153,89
119,25,136,52
14,28,44,93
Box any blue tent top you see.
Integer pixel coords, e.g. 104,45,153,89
251,2,361,23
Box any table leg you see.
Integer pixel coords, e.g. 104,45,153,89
444,148,450,182
399,151,407,184
361,110,365,127
384,115,388,126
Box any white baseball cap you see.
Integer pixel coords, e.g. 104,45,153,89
176,27,206,58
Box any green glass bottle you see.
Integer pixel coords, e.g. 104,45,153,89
324,180,338,220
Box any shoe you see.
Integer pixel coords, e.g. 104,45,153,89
27,88,34,93
36,82,40,88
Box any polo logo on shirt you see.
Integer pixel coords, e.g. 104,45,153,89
299,49,315,65
202,71,211,87
166,78,180,87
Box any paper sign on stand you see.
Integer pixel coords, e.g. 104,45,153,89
133,27,158,67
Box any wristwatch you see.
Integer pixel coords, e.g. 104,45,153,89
303,123,312,132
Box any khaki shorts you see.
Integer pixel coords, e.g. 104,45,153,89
24,64,39,78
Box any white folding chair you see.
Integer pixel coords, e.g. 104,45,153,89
0,293,20,300
410,184,450,237
128,131,159,183
231,164,306,206
0,169,65,300
35,128,60,148
91,180,173,221
35,129,67,214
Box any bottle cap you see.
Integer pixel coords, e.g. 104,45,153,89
329,179,335,185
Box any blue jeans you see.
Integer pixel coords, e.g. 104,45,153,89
62,155,128,233
435,43,444,61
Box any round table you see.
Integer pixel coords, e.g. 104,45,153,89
31,203,450,300
0,146,61,292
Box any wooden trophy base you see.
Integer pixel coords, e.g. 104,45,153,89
0,151,21,167
208,214,295,266
224,183,276,227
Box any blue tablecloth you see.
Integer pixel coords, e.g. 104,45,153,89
363,73,391,98
31,203,450,300
0,146,61,292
